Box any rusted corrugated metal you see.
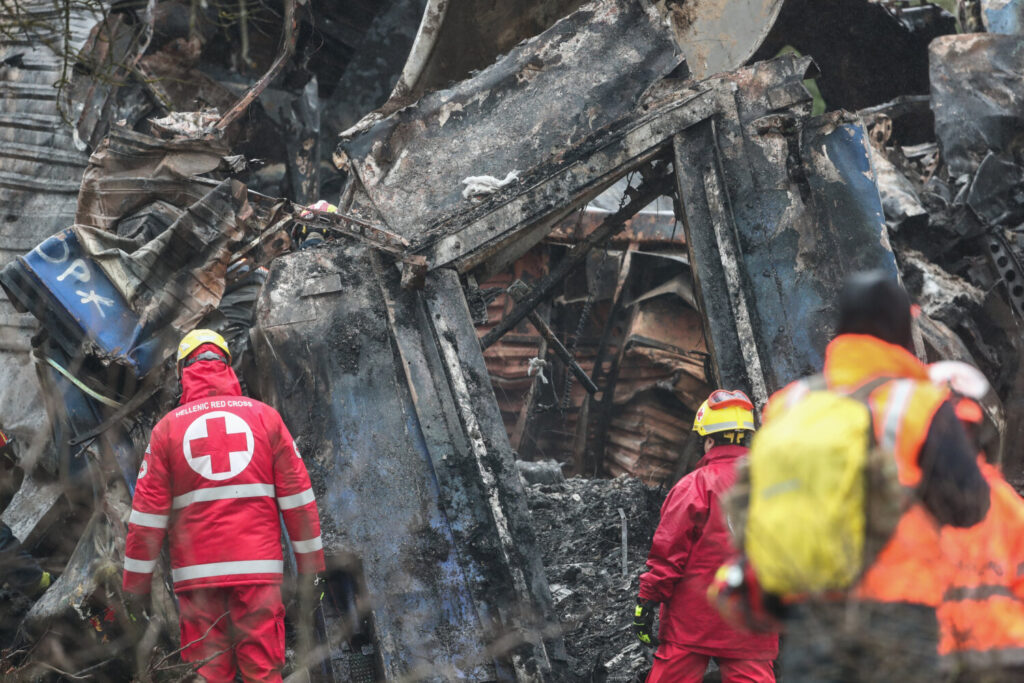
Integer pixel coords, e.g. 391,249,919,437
605,393,692,481
478,242,709,482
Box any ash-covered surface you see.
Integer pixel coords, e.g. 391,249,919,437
525,475,667,682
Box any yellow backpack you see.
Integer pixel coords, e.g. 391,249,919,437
735,376,904,596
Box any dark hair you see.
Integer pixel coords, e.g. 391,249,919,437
836,270,913,351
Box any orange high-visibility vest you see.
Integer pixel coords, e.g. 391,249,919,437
937,459,1024,667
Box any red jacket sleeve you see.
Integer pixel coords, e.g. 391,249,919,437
123,422,172,594
270,411,326,574
638,473,709,602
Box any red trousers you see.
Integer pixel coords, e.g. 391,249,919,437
648,642,775,683
177,584,285,683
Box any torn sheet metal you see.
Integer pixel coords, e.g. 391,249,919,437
654,0,785,80
75,126,230,231
364,53,813,285
929,34,1024,176
0,476,66,549
251,243,562,680
22,494,131,641
605,392,694,482
966,152,1024,228
675,70,897,400
337,0,684,257
67,14,150,152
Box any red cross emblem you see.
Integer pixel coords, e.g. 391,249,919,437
182,411,254,480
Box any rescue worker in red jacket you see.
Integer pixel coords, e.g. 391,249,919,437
123,329,326,682
634,389,779,682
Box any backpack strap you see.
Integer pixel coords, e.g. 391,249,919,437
844,376,900,449
847,376,893,403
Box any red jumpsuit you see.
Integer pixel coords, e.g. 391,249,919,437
639,444,778,683
123,355,326,682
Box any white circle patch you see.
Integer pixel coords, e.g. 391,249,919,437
182,411,255,481
138,460,148,479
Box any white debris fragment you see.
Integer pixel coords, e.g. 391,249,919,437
527,356,549,384
149,110,222,139
461,170,520,199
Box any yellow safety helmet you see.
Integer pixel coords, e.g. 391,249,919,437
176,329,231,374
693,389,756,437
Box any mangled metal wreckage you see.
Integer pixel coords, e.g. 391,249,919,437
0,0,1002,680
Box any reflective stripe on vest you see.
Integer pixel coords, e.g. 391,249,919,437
292,536,323,553
171,559,284,583
880,379,915,452
129,510,170,529
278,488,315,510
172,483,275,509
124,556,158,573
944,584,1017,602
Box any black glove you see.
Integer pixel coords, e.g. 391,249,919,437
633,598,659,647
122,591,151,624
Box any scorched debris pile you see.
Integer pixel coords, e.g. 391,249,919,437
0,0,1020,680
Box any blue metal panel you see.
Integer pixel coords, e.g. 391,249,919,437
984,0,1024,34
23,230,138,355
736,120,897,388
3,229,162,377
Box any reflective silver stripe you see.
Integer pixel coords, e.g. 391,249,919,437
171,560,284,583
881,380,915,451
124,556,158,573
172,483,276,509
292,536,323,553
702,420,753,432
943,584,1016,602
278,488,315,510
129,510,170,529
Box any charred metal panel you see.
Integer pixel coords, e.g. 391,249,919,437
337,0,683,249
929,34,1024,177
675,60,897,401
407,90,715,278
250,244,560,680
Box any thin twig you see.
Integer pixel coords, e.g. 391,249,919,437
149,610,230,672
